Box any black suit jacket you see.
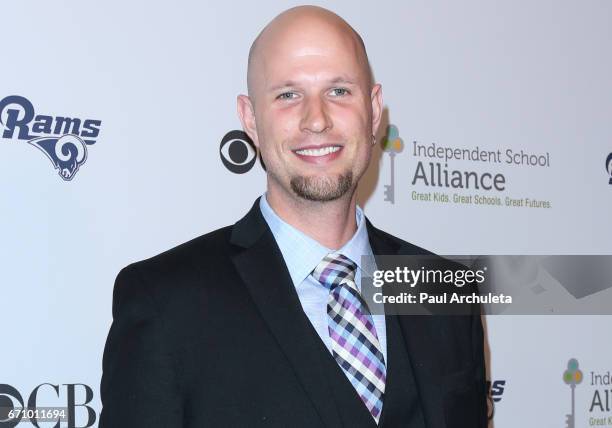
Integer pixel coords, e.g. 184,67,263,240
100,199,487,427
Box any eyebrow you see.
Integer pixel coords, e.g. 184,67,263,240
267,77,358,92
329,76,357,85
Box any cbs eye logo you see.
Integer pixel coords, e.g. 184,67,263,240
220,130,260,174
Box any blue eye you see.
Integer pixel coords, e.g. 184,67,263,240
331,88,350,96
277,92,297,100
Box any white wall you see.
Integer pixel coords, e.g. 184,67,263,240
1,1,611,426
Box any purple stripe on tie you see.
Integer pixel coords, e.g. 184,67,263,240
329,329,349,347
329,302,383,359
350,346,386,380
319,267,333,284
333,288,377,332
329,328,386,381
332,295,379,341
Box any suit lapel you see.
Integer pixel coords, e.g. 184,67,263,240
230,199,342,428
366,221,446,428
229,202,447,428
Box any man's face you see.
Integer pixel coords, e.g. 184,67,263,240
240,24,382,203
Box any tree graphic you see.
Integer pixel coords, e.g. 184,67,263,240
563,358,583,428
381,125,404,204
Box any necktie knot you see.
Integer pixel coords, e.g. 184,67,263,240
311,253,358,290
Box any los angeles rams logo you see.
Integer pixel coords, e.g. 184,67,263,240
0,95,101,181
27,134,88,181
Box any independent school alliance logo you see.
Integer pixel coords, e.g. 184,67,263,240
381,124,404,204
561,357,612,427
0,95,102,181
563,358,583,428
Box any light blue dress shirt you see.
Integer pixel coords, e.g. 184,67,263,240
259,194,387,363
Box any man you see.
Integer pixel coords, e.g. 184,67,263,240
100,6,487,427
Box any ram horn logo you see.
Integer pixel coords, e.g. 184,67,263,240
27,134,87,181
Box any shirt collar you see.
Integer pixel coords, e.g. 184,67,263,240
259,194,374,286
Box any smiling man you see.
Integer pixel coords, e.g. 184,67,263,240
100,6,487,428
237,6,379,251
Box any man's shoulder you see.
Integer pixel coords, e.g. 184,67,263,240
121,224,236,284
113,199,264,306
109,223,243,322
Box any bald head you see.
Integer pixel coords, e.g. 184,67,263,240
236,5,384,212
247,6,373,100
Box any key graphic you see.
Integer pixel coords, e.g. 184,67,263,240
563,358,583,428
382,125,404,204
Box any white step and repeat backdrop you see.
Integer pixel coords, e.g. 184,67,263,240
2,1,611,426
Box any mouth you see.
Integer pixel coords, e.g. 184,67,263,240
292,145,343,163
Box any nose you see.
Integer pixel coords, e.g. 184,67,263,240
299,95,332,134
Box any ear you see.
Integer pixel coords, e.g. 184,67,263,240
237,94,259,147
370,83,383,137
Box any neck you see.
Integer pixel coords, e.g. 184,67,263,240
265,185,358,250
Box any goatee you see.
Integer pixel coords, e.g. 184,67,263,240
290,172,353,202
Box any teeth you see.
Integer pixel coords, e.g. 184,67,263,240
295,146,341,156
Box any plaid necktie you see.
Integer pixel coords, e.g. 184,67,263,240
312,253,386,423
